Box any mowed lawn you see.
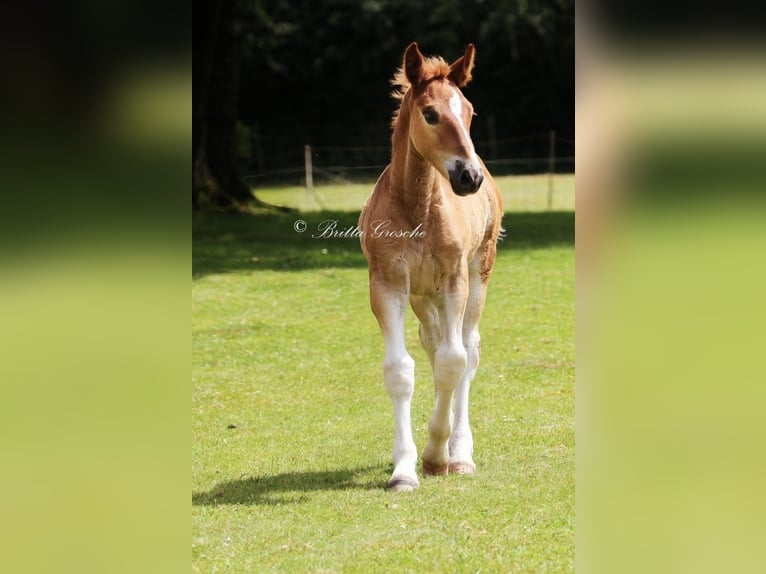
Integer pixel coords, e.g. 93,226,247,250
255,173,575,213
192,176,574,572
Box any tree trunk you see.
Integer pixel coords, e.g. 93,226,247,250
193,0,264,210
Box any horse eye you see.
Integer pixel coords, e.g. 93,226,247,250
422,108,439,125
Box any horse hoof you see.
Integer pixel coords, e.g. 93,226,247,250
422,460,449,476
448,461,476,475
388,477,419,492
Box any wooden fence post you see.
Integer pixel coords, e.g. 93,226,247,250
304,144,314,207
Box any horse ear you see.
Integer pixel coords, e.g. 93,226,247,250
448,43,476,87
404,42,425,87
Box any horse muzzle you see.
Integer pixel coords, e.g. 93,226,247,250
448,161,484,196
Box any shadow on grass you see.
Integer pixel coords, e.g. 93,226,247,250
192,210,574,277
192,465,388,506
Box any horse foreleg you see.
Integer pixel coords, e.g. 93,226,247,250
371,286,419,492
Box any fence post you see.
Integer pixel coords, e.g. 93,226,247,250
547,130,556,210
304,144,314,207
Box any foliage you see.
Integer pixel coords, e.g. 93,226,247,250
238,0,574,171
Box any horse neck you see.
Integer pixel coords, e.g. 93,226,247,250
389,99,439,219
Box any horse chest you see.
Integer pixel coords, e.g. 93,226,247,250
404,242,467,296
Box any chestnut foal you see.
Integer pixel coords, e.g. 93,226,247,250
360,43,503,491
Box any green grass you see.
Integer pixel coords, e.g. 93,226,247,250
254,173,575,213
192,180,574,572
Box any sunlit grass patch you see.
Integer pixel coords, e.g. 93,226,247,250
192,182,574,571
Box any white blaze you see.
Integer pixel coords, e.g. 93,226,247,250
448,88,475,155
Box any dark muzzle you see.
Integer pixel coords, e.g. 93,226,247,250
448,161,484,196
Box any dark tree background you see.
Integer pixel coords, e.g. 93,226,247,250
194,0,574,209
194,0,258,209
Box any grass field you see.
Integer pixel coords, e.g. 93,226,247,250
192,176,574,572
254,173,575,213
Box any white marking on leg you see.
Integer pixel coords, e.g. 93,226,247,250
432,337,466,436
449,327,478,469
374,290,419,490
421,286,468,473
449,268,486,473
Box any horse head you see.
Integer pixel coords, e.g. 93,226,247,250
401,42,484,196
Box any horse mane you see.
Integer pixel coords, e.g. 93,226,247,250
390,56,452,128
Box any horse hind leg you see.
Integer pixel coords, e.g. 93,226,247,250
415,299,439,371
448,273,488,475
448,319,479,475
420,286,468,477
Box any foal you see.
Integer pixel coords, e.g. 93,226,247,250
360,43,503,491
